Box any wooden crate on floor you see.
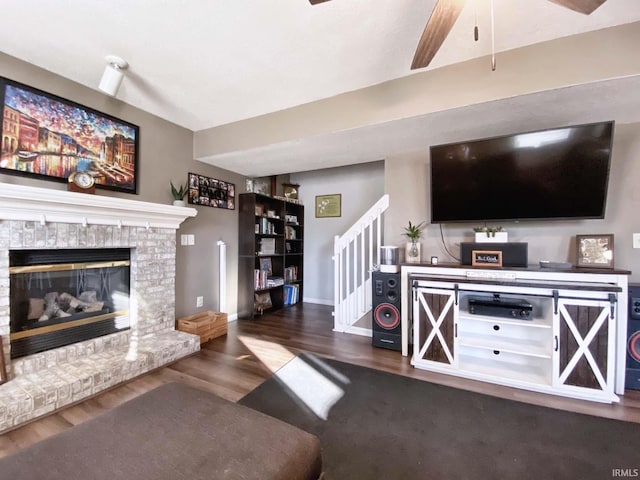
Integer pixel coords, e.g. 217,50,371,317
176,311,228,344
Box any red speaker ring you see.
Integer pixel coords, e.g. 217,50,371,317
629,331,640,362
374,303,400,330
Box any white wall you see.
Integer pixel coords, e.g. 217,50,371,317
291,161,385,304
384,122,640,281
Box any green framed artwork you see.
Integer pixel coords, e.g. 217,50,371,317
315,194,341,218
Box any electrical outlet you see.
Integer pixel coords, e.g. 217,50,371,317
633,233,640,249
196,296,203,308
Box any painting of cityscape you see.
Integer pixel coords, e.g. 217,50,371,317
0,77,138,193
188,172,235,210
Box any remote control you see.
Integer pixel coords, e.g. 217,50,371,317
539,260,573,269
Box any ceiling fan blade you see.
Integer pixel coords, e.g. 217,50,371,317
547,0,607,14
411,0,467,70
309,0,332,4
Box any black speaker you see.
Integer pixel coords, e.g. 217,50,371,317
461,242,528,267
372,271,401,351
626,284,640,391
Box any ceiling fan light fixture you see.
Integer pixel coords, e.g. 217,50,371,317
99,55,129,97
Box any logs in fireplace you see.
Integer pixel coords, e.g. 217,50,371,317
9,248,131,359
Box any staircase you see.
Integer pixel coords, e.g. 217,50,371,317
333,194,389,335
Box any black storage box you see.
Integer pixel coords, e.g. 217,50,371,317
461,242,528,267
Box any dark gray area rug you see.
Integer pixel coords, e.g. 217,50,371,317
239,353,640,480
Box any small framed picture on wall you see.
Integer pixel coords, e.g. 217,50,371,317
315,194,341,218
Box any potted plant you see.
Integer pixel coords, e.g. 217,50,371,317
473,225,507,243
403,221,425,263
170,180,188,207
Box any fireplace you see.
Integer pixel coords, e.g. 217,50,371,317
9,248,131,359
0,182,200,434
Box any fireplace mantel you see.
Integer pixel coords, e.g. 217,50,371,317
0,181,201,434
0,182,197,229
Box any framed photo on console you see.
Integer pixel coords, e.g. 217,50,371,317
471,250,503,268
576,234,614,268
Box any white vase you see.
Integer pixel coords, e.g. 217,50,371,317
173,200,186,207
405,242,421,263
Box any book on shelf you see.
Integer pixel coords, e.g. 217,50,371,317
259,257,272,276
254,269,269,290
259,237,276,255
284,284,300,306
260,218,277,235
267,276,284,287
284,265,298,282
285,226,296,240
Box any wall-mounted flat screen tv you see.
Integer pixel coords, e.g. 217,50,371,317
429,121,614,223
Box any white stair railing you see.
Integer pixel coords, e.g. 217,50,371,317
333,194,389,335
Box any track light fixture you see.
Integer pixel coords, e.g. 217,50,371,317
99,55,128,96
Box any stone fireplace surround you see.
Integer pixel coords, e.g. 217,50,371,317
0,183,200,434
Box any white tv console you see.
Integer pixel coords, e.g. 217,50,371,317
399,264,630,403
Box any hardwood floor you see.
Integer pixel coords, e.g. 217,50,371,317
1,302,639,458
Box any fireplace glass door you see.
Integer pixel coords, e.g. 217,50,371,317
9,248,131,359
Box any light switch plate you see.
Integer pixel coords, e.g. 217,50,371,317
633,233,640,249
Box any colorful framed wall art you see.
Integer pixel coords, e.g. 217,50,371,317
0,77,139,193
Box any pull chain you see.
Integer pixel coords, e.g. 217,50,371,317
474,9,479,42
490,0,496,71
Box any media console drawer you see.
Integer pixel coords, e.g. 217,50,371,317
457,345,552,386
457,316,551,353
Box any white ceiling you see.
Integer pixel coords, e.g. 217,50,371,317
1,0,639,176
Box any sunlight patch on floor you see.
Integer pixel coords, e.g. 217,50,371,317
304,353,351,385
274,356,345,420
239,336,347,420
238,335,296,373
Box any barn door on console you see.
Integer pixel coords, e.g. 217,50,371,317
412,287,456,368
553,297,616,399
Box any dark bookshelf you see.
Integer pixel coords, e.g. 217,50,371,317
238,193,304,319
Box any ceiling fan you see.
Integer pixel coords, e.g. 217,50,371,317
309,0,607,70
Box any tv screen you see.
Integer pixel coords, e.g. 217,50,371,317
429,121,614,223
